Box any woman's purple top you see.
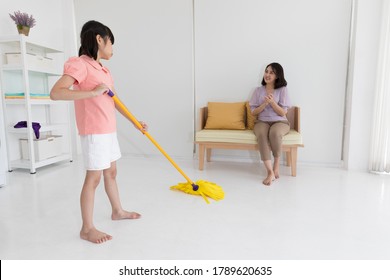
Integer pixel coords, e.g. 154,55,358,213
249,86,291,122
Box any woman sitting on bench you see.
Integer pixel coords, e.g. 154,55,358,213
249,62,291,186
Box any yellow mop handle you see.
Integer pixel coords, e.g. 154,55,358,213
108,90,195,185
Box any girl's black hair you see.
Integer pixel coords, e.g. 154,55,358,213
78,20,114,60
261,62,287,89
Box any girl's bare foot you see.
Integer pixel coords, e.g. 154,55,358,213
80,228,112,244
112,210,141,220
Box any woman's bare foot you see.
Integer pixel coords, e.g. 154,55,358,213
263,172,275,186
112,210,141,220
80,227,112,244
273,158,280,179
262,160,275,186
273,167,280,179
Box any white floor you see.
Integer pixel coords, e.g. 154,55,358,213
1,155,390,260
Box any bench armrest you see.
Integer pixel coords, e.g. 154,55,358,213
198,107,207,130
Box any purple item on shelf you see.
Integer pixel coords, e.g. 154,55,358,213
13,121,41,139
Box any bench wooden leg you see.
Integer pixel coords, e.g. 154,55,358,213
206,148,211,162
290,147,297,177
285,151,291,167
198,144,205,170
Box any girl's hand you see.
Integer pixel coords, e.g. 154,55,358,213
138,121,148,132
92,84,109,97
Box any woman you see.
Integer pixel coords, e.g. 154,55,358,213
250,62,291,185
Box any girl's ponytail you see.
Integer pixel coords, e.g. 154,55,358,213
79,29,98,59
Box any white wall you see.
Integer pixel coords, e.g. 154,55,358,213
194,0,352,166
73,0,195,159
72,0,352,166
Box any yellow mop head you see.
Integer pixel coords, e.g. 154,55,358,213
170,180,224,204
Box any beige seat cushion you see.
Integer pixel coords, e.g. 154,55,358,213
196,129,303,145
282,130,303,145
196,129,257,144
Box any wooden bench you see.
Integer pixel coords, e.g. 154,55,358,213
195,106,304,176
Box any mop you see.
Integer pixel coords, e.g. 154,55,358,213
108,90,224,204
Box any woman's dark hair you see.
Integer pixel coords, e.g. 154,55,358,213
78,20,114,60
261,62,287,89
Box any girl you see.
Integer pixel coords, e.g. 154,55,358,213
249,62,291,186
50,20,148,244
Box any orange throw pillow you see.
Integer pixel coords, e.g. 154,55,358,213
205,102,246,130
246,102,257,130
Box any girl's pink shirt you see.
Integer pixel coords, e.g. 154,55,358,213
63,55,116,135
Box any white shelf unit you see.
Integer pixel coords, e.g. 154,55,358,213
0,35,73,174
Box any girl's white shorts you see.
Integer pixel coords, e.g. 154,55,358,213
80,132,121,170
